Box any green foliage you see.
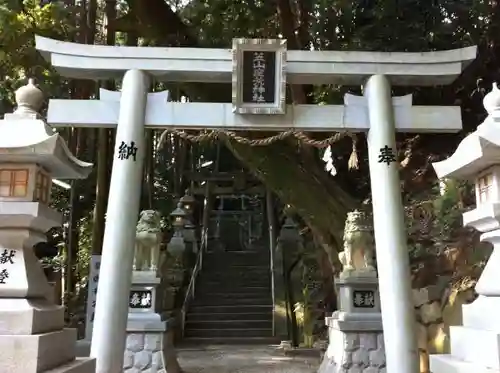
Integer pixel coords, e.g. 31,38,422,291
433,180,469,241
0,0,76,113
181,0,279,46
405,177,488,287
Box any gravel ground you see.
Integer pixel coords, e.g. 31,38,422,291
176,345,320,373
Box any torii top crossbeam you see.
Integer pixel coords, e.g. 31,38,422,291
35,36,477,133
35,36,476,86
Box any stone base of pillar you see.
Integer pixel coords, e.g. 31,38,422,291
123,330,166,373
318,317,386,373
124,318,182,373
317,274,386,373
430,296,500,373
124,271,181,373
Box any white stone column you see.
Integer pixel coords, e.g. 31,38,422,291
365,74,419,373
90,69,150,373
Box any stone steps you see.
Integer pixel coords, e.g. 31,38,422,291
195,285,270,294
183,249,274,344
189,304,272,314
198,271,271,280
185,319,272,330
187,311,272,322
199,281,271,288
184,328,273,338
179,336,280,345
193,291,270,299
191,296,271,306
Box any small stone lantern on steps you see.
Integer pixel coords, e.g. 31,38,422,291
0,79,95,372
430,82,500,372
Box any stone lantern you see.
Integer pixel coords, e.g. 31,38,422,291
274,206,302,344
179,188,195,217
430,83,500,372
278,211,301,244
167,201,187,255
180,189,197,253
153,201,188,323
0,79,95,372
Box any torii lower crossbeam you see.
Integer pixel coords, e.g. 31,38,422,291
47,89,462,133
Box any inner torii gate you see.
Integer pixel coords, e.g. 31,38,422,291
35,35,476,373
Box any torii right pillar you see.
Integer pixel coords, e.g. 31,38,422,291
364,75,419,373
431,83,500,372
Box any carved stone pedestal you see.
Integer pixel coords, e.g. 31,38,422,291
124,272,171,373
318,275,386,373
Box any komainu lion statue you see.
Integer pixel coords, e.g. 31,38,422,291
338,210,376,277
134,210,163,272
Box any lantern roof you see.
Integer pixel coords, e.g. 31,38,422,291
180,189,195,205
170,201,187,218
433,83,500,180
0,79,93,179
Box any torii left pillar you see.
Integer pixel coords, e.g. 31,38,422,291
90,69,150,373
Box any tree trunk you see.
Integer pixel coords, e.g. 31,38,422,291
66,129,85,305
226,139,355,267
91,0,116,255
64,0,99,318
142,130,155,209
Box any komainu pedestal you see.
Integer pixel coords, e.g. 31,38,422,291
318,275,386,373
124,211,177,373
125,270,180,373
318,210,385,373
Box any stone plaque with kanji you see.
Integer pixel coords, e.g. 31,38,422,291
129,290,152,309
352,290,376,309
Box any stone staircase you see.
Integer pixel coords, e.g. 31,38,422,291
183,250,278,345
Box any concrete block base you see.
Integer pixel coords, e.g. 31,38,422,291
450,326,500,369
430,355,500,373
0,328,77,373
462,296,500,331
0,298,64,335
47,358,96,373
75,340,91,358
327,311,383,332
430,296,500,372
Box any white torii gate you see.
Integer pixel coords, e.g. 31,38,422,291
35,35,477,373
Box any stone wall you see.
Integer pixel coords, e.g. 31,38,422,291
414,284,478,373
413,286,446,373
413,284,479,373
